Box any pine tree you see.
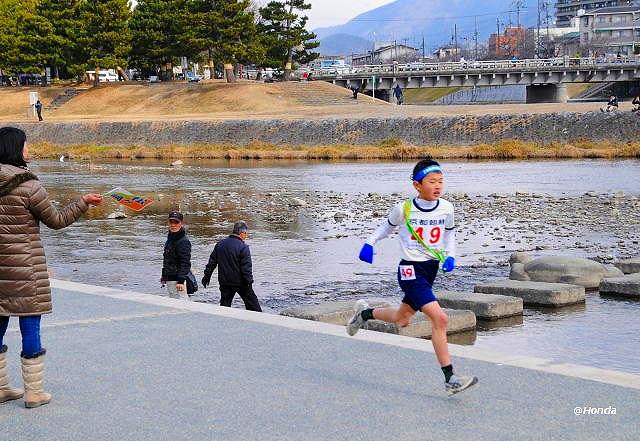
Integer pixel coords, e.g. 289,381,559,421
189,0,263,82
0,0,56,75
258,0,319,81
76,0,132,83
129,0,193,79
36,0,83,79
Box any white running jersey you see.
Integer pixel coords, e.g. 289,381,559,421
369,198,455,262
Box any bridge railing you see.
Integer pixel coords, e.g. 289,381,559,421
309,56,640,78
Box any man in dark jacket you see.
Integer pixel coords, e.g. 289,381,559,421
393,84,404,105
161,211,192,300
201,221,262,312
34,100,43,121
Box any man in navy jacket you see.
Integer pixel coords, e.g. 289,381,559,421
201,221,262,312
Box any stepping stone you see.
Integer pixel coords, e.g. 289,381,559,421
614,258,640,275
474,280,585,307
363,309,476,338
280,300,391,325
599,273,640,298
436,290,523,320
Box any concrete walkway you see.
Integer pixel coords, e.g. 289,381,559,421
1,280,639,441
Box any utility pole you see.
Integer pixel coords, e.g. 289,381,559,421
454,23,458,61
536,0,541,58
545,1,551,58
513,0,524,57
474,16,479,60
514,0,524,27
496,18,501,58
422,33,426,60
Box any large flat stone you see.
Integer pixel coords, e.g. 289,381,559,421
474,279,585,307
599,273,640,298
614,258,640,275
436,290,523,320
509,255,622,289
280,300,391,325
363,309,476,338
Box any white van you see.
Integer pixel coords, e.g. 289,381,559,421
98,70,118,82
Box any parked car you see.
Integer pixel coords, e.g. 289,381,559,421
186,72,200,83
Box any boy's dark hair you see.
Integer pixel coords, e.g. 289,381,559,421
412,158,440,182
0,127,28,168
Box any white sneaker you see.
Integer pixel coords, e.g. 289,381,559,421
445,374,478,396
346,300,370,336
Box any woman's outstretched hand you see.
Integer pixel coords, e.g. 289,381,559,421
82,194,103,206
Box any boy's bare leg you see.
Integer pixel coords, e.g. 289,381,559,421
421,301,451,367
373,303,415,328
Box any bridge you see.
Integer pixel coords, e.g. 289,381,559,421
310,57,640,103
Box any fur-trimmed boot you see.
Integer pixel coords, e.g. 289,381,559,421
0,345,23,403
21,350,51,408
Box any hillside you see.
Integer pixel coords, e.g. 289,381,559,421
319,34,373,56
0,81,386,121
314,0,537,55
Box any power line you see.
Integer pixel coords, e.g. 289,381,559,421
348,8,533,23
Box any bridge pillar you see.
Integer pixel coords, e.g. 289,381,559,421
525,84,568,104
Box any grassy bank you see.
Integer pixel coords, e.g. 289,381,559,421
29,139,640,161
404,87,462,104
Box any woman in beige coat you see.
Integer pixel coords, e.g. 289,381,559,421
0,127,102,408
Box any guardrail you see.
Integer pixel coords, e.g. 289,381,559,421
309,57,640,78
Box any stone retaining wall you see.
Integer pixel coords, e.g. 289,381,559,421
10,112,640,146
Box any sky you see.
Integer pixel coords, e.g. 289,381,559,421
304,0,395,29
129,0,394,30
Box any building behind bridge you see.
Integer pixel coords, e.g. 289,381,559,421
578,5,640,56
488,26,527,58
556,0,634,28
351,43,420,66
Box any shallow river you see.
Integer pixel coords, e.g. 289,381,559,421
30,158,640,374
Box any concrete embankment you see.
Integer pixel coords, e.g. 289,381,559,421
11,111,640,147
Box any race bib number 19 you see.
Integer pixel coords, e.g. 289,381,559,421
399,265,416,281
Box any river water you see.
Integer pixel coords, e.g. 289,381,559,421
30,158,640,374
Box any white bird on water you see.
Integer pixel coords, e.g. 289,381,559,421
59,155,64,162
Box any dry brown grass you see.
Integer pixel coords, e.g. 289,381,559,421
29,138,640,161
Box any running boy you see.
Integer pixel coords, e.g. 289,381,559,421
347,159,478,396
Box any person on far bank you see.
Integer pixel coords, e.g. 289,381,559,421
350,85,359,100
34,100,43,122
633,96,640,113
393,84,404,105
601,94,618,113
0,126,103,408
201,221,262,312
161,211,192,301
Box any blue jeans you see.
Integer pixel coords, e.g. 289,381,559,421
0,316,42,357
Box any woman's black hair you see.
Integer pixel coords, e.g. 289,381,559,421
412,158,440,182
0,127,28,167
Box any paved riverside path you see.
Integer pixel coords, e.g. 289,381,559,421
1,280,639,441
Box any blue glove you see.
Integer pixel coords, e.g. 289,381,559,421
442,256,456,273
359,243,374,264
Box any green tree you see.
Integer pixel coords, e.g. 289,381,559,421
36,0,83,79
258,0,319,81
0,0,56,75
76,0,132,84
129,0,193,79
188,0,263,82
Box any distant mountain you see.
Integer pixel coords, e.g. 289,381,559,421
314,0,537,55
318,34,373,56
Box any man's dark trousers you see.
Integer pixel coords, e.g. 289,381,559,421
220,285,262,312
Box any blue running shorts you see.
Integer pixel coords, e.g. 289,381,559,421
397,259,440,312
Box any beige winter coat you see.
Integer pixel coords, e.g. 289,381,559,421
0,164,88,316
